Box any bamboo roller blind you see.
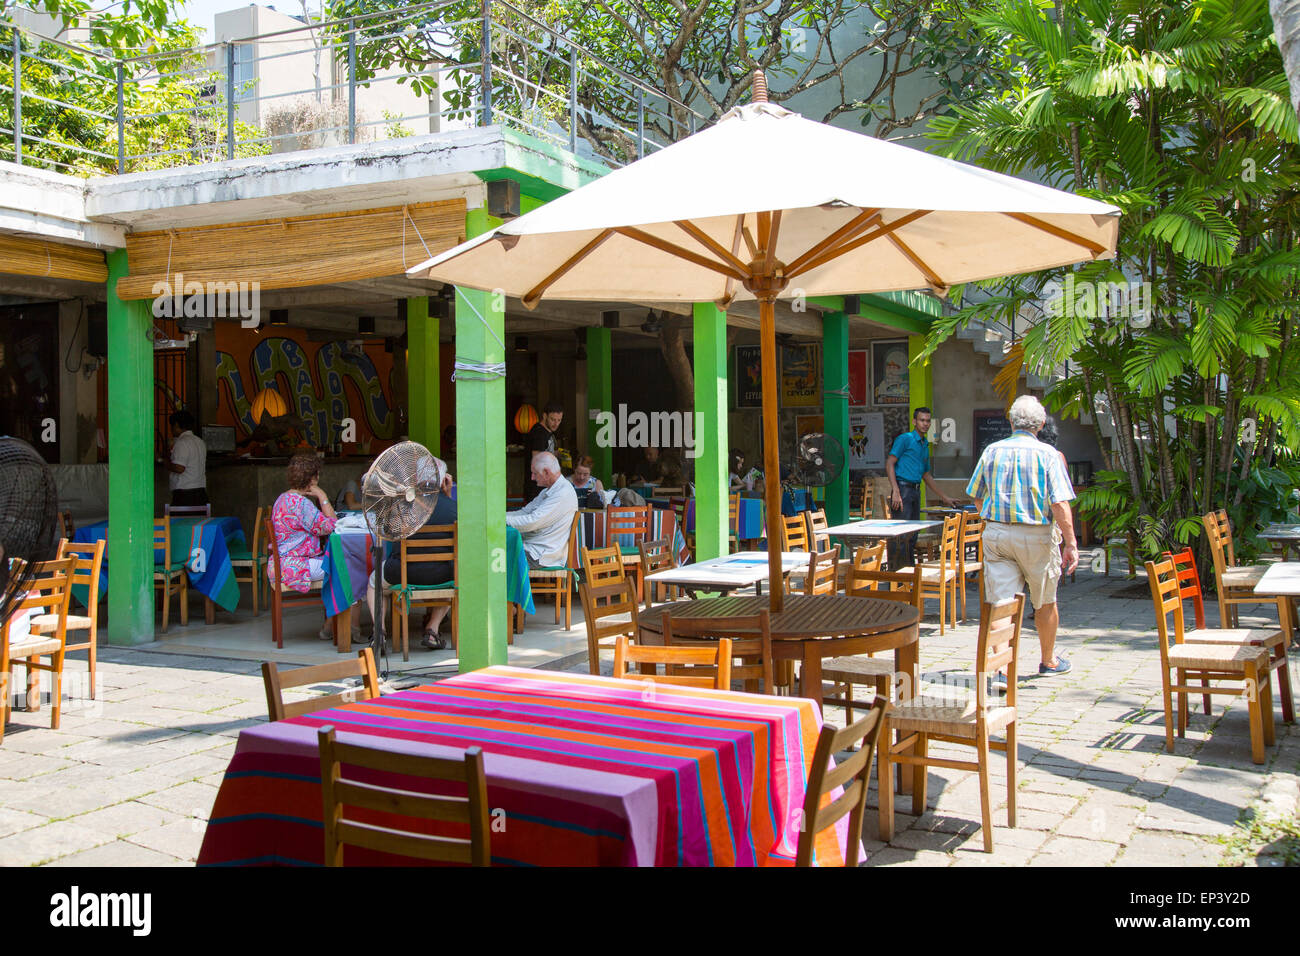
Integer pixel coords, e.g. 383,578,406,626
0,235,108,283
115,199,467,300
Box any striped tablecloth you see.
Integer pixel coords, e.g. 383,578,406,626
578,507,690,565
196,665,846,867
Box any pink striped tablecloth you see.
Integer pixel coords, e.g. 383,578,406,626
197,666,846,867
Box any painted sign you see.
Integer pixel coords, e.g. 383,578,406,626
871,339,909,406
848,349,867,406
849,409,885,469
734,345,762,408
781,343,821,408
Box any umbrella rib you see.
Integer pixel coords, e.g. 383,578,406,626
783,208,882,277
522,229,615,308
886,232,947,293
787,210,931,278
1004,212,1106,256
763,210,782,274
718,215,747,309
613,226,749,281
675,221,751,274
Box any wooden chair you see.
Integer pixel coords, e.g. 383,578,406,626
728,492,741,553
957,513,984,621
877,594,1026,853
228,506,269,616
638,537,679,608
612,635,733,690
849,542,887,578
849,477,873,521
805,508,831,551
781,514,810,552
526,511,580,631
898,512,961,634
265,516,329,649
164,503,212,519
1145,557,1275,764
608,505,651,601
581,544,627,591
823,565,924,719
1202,510,1274,628
579,577,640,676
388,526,457,661
1,558,74,743
671,496,695,561
796,697,889,867
318,725,490,866
801,547,839,596
30,539,105,700
153,516,189,632
662,611,775,694
1164,546,1206,631
261,648,381,721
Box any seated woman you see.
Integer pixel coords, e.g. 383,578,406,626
269,452,347,641
728,448,748,490
365,457,458,651
568,455,605,507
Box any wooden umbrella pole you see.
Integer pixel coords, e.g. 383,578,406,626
759,294,783,612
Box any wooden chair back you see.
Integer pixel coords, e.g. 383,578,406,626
581,545,626,591
851,542,887,575
975,595,1025,712
638,538,676,608
960,513,984,565
662,610,775,693
728,493,741,548
805,509,831,551
578,577,640,675
803,547,839,596
846,565,924,610
318,725,490,866
56,537,106,608
1201,510,1235,576
249,505,267,560
153,517,171,565
1163,547,1206,631
612,635,733,689
781,514,810,552
670,496,694,558
261,648,381,721
398,525,457,589
165,503,212,519
3,558,75,643
796,696,889,867
1145,556,1187,670
936,512,962,569
607,505,651,543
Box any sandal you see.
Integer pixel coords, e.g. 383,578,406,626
420,632,448,651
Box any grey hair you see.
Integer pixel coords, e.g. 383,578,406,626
534,451,561,476
1009,395,1046,431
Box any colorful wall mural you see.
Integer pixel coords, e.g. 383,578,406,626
214,325,398,448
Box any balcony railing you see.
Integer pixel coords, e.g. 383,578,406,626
0,0,706,176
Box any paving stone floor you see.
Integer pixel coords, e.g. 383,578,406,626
0,565,1296,866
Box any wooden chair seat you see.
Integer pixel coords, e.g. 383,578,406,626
901,564,959,585
1183,627,1284,648
529,567,572,579
889,696,1017,737
1166,643,1269,672
30,613,93,633
6,635,63,658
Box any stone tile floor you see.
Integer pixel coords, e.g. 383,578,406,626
0,565,1296,866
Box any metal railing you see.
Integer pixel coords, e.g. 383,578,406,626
0,0,706,176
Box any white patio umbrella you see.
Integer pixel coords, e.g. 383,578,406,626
408,71,1120,611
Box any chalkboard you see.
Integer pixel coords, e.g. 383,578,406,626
973,410,1012,458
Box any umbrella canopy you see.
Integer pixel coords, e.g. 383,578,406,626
409,72,1120,611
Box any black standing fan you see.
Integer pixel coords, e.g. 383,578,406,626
0,437,60,625
788,433,846,490
360,441,443,677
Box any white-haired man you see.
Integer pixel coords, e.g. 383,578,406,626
507,451,578,569
966,395,1079,679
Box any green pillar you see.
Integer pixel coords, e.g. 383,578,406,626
908,333,934,509
585,327,612,484
822,310,850,525
693,302,728,561
455,206,507,672
405,296,440,455
106,250,155,646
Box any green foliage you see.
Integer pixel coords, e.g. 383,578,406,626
918,0,1300,565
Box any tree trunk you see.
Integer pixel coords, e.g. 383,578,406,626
1271,0,1300,114
658,321,694,417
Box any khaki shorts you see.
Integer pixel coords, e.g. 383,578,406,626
982,522,1061,610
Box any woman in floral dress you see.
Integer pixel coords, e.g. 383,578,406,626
269,453,339,640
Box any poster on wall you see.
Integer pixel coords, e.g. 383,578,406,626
795,415,824,441
871,339,910,406
848,349,868,406
848,409,886,469
780,343,821,407
733,345,763,408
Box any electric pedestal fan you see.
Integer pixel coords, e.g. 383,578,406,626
0,437,60,624
359,441,444,677
786,433,847,500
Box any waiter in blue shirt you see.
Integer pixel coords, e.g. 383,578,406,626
886,407,955,569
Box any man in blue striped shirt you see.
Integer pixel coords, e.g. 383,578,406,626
966,396,1079,677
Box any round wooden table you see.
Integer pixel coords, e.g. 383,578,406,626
636,594,920,709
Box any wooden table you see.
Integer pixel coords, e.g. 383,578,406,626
1254,562,1300,632
637,594,920,710
644,551,811,595
1259,525,1300,560
824,519,942,539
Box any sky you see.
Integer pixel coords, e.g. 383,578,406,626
175,0,318,39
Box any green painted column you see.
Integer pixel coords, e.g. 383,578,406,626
106,250,155,646
822,310,850,525
455,206,507,672
908,334,934,509
405,297,440,455
585,327,612,484
693,302,728,561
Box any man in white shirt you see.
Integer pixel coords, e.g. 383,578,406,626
163,410,208,507
507,452,577,568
